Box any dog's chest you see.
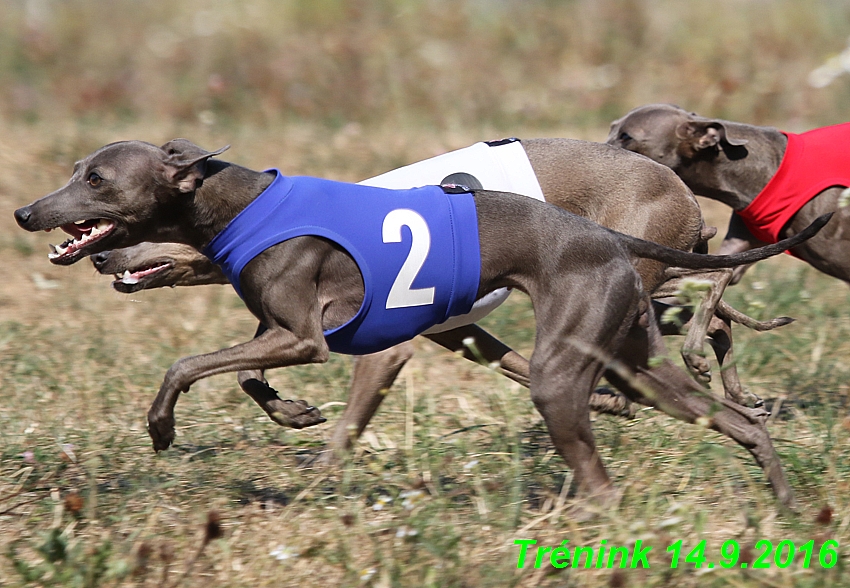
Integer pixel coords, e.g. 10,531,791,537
204,174,482,355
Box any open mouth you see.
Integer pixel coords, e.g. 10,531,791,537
112,262,172,288
48,219,116,263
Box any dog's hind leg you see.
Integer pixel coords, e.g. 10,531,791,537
615,360,793,508
428,324,635,417
427,324,530,386
653,296,786,407
606,303,794,508
524,273,640,507
322,341,415,461
529,350,615,506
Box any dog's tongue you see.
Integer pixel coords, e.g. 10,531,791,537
59,220,98,240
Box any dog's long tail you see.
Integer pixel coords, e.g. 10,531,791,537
620,213,832,269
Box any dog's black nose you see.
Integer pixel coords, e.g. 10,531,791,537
14,207,31,226
91,251,112,270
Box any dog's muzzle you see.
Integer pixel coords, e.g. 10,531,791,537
13,206,32,227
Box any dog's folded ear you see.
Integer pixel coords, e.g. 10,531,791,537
160,141,230,193
675,120,748,154
161,138,211,158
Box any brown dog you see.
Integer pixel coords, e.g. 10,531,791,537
15,138,829,506
607,104,850,286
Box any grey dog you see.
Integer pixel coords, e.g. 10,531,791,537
85,138,786,455
14,139,829,506
91,236,792,453
607,103,850,286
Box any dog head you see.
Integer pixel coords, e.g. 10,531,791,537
606,104,748,170
13,139,228,265
91,242,228,293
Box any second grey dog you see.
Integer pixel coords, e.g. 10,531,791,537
607,103,850,285
15,140,830,507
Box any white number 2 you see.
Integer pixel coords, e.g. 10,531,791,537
382,209,435,309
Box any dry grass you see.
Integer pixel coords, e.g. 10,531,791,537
2,0,850,131
2,1,850,586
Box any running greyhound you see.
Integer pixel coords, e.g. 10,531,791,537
91,238,792,449
86,137,781,451
607,104,850,285
15,139,829,506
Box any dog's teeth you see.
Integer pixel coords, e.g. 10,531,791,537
122,270,139,285
48,243,67,259
87,220,112,238
74,220,88,226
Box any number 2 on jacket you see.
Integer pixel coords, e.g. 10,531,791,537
382,209,435,309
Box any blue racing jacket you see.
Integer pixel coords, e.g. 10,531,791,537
203,171,482,355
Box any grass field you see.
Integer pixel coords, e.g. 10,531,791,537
3,1,850,586
2,119,850,588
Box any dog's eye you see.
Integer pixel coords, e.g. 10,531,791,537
87,172,103,187
618,131,632,142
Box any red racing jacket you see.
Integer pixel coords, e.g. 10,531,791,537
738,122,850,245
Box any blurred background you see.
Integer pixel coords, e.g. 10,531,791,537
2,0,849,138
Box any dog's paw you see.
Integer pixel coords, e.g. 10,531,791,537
312,449,340,467
724,387,765,411
743,403,770,423
683,353,712,384
266,399,327,429
147,414,176,451
742,391,765,410
589,387,636,419
240,378,327,429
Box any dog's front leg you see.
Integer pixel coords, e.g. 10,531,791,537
679,268,733,384
322,342,416,462
236,323,327,429
706,314,762,407
148,326,329,451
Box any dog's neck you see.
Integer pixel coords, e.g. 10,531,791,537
180,161,275,249
675,124,787,211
